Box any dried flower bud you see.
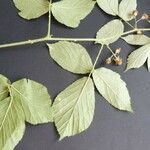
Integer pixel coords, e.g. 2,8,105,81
137,30,142,35
141,13,149,20
114,57,123,65
105,58,112,64
115,48,121,54
132,10,139,17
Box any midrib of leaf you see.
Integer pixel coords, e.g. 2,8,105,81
0,90,7,95
98,74,130,109
10,85,47,108
96,74,125,106
60,45,104,136
0,93,13,131
53,6,73,10
107,1,117,15
122,0,131,16
61,76,91,136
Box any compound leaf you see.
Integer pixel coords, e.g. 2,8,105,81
126,44,150,71
13,0,50,20
48,41,93,74
11,79,53,124
0,75,53,149
122,34,150,45
97,0,119,16
51,0,95,28
53,77,95,139
93,68,132,112
96,19,124,44
119,0,137,21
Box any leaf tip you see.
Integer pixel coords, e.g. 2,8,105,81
127,106,134,113
124,67,130,72
59,136,65,141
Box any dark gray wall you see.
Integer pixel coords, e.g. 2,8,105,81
0,0,150,150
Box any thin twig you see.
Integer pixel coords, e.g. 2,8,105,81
107,45,117,59
89,44,104,77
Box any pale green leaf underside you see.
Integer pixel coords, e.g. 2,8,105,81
122,34,150,45
0,97,25,150
51,0,95,28
0,75,53,149
93,68,132,112
13,0,49,20
0,75,10,101
48,41,93,74
53,77,95,139
96,19,124,44
97,0,119,16
119,0,137,21
11,79,53,124
126,44,150,71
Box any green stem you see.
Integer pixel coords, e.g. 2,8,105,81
136,18,142,24
107,45,117,59
50,37,97,42
0,37,47,49
124,21,135,29
78,45,104,99
47,0,52,38
122,28,150,36
0,28,149,49
134,17,137,28
119,16,135,29
89,44,104,77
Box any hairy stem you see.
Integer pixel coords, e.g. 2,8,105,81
0,28,149,49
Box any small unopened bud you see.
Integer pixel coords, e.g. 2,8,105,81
115,48,121,54
141,13,149,20
133,10,139,17
105,58,112,64
137,30,142,35
114,57,123,65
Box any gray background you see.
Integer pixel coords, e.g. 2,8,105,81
0,0,150,150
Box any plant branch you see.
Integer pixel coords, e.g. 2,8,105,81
47,0,52,38
79,45,104,97
124,21,135,29
0,28,149,49
107,45,117,59
0,37,48,49
123,28,150,36
89,44,104,77
118,15,135,29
